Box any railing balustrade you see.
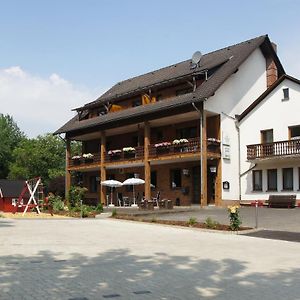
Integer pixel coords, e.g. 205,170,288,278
247,139,300,160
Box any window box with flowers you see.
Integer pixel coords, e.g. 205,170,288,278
172,139,189,152
155,142,171,154
108,149,122,160
83,153,94,163
207,138,221,153
123,147,136,159
72,155,81,165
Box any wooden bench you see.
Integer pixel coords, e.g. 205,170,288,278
268,195,296,208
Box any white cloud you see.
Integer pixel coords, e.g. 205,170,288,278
0,66,104,138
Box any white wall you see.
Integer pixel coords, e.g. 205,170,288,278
239,79,300,200
205,48,267,201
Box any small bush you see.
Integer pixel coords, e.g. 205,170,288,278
95,203,103,213
68,186,88,208
228,205,242,231
81,205,92,218
48,194,64,212
0,213,5,218
205,217,219,229
188,217,197,226
111,208,117,217
150,217,157,223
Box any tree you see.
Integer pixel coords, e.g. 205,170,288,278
0,114,26,179
9,134,66,185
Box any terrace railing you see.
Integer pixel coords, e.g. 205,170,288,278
247,139,300,160
69,153,101,167
105,146,144,163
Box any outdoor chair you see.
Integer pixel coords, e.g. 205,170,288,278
152,191,160,207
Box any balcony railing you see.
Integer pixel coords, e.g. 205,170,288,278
105,146,144,163
247,139,300,160
69,153,101,167
149,137,201,157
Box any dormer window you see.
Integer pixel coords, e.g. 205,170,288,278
132,98,142,107
282,88,289,101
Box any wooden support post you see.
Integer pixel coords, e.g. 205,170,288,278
144,122,151,200
100,132,107,205
215,159,222,206
65,139,71,201
201,110,208,206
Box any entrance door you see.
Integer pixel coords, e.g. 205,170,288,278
192,166,201,204
207,163,216,205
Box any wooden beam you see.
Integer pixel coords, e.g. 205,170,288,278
100,132,107,205
201,109,208,206
215,159,222,207
144,121,151,200
65,139,71,201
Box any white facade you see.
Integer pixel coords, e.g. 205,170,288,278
205,48,268,201
239,78,300,201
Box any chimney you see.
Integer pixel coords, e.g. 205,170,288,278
266,42,278,88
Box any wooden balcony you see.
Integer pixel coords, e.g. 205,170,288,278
69,153,101,167
105,146,144,163
149,137,221,158
247,139,300,160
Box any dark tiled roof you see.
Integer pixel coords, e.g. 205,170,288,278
0,180,28,198
55,35,285,135
238,74,300,121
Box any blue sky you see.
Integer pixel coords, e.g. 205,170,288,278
0,0,299,136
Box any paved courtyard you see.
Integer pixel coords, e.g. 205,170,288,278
0,218,299,300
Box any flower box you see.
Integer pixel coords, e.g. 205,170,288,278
82,153,94,163
108,149,122,160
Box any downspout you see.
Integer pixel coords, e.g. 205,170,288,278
234,119,242,201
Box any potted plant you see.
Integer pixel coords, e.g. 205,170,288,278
108,149,122,160
123,147,136,158
83,153,94,163
71,155,81,165
154,142,171,154
172,138,189,152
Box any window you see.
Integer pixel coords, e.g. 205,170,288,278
176,87,193,96
132,98,142,107
289,125,300,140
252,170,262,191
177,127,197,139
89,176,97,193
282,168,293,190
282,88,289,101
261,129,273,143
151,171,157,188
170,169,182,188
267,169,277,191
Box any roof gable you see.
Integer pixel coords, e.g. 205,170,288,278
0,180,28,198
238,75,300,122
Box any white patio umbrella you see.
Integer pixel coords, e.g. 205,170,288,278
101,180,123,207
122,178,145,207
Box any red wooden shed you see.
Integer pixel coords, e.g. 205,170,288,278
0,180,30,212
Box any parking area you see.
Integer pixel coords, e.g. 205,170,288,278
0,217,299,299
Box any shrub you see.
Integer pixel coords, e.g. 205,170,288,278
188,217,197,226
0,213,5,218
48,194,64,212
150,217,157,223
68,186,88,208
81,205,92,218
205,217,219,229
228,205,242,231
111,208,117,217
95,203,103,213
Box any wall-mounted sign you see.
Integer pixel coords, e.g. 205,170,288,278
222,144,231,160
223,181,230,190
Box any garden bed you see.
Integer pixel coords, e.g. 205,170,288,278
112,215,252,231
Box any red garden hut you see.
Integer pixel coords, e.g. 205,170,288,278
0,180,30,212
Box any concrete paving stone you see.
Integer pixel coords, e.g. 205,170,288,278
0,218,299,299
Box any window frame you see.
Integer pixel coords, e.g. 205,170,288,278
267,169,277,191
252,170,262,191
282,88,289,101
282,168,294,191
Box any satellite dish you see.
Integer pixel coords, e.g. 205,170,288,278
192,51,202,65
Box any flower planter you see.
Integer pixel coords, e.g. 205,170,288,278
124,152,136,159
72,159,81,165
156,146,170,154
84,158,94,163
